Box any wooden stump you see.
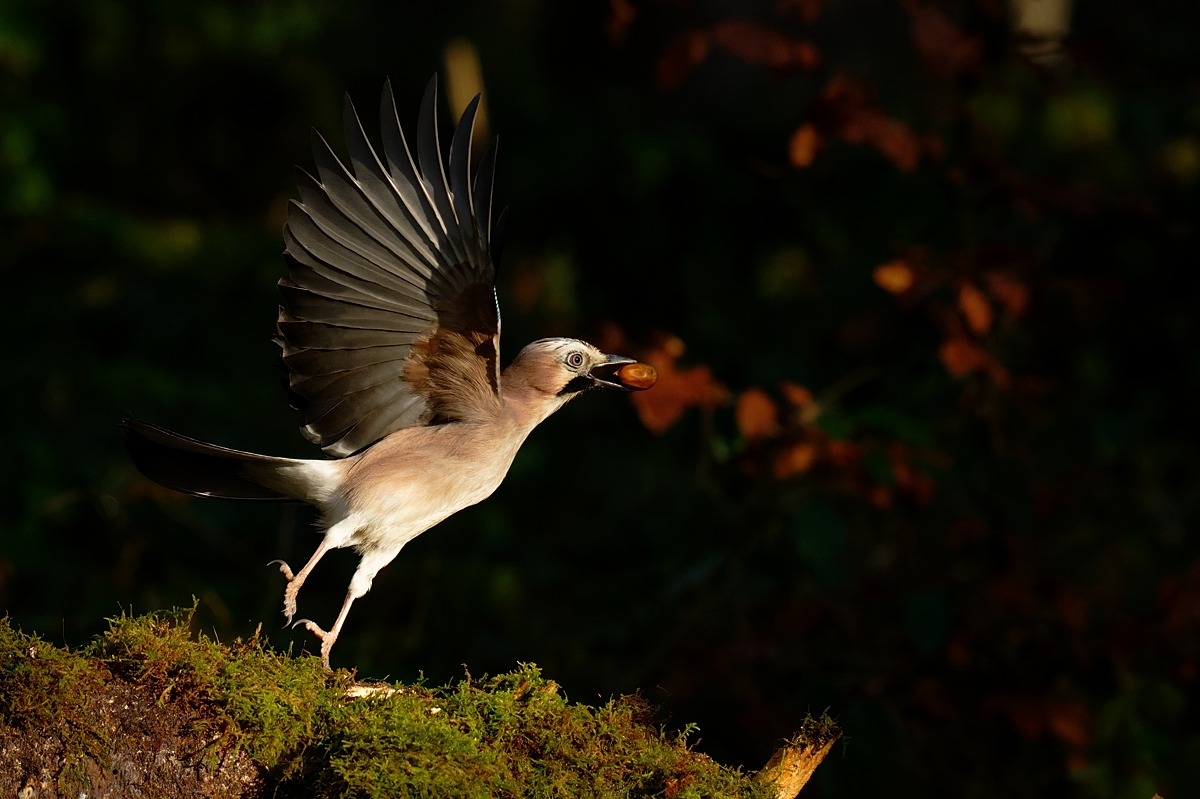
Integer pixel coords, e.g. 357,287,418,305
756,714,841,799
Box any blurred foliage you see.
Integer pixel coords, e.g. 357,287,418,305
2,0,1199,797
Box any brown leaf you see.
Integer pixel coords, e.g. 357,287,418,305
939,336,990,377
631,335,729,433
776,0,822,23
824,439,860,469
779,381,815,409
902,0,982,78
873,260,917,294
958,282,994,334
984,270,1030,316
705,19,820,72
773,441,819,478
736,387,779,439
656,30,711,91
712,19,797,68
788,123,820,168
865,485,893,510
793,40,821,70
990,692,1044,739
870,117,921,172
1045,700,1091,751
813,75,923,172
890,444,936,505
606,0,639,47
595,320,629,354
940,334,1011,389
511,254,545,313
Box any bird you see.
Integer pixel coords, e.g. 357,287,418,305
122,76,658,668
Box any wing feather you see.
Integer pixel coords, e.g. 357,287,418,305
278,76,503,456
291,361,403,397
283,345,412,377
416,78,468,265
449,94,483,266
327,394,428,457
473,136,498,248
340,96,445,269
282,224,431,309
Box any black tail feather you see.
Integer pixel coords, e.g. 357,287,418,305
122,419,294,501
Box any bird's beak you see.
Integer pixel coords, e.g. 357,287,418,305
587,354,658,392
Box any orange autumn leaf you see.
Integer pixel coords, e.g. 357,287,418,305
793,40,821,70
889,443,936,505
712,19,796,67
710,20,820,71
939,336,989,377
874,260,916,294
901,0,982,78
824,439,861,468
631,335,729,433
773,441,819,478
1045,699,1091,752
866,484,893,510
777,0,822,23
780,380,821,423
788,123,820,168
656,30,711,90
939,336,1012,388
984,270,1030,316
958,282,994,333
870,117,922,171
735,387,779,439
779,381,815,408
989,692,1045,739
813,75,923,172
660,20,820,91
605,0,639,47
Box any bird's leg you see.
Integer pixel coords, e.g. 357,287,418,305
293,591,357,670
291,545,396,669
268,539,330,624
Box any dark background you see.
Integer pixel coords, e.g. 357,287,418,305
2,0,1198,796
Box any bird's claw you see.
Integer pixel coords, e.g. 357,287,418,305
281,594,298,626
292,618,327,637
268,559,295,581
269,560,302,623
292,619,335,670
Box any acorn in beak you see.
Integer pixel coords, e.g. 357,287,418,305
588,354,658,391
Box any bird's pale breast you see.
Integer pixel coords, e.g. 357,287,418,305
338,421,529,550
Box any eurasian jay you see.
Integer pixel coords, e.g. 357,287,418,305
122,77,657,668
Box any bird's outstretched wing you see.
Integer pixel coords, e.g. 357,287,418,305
278,76,506,457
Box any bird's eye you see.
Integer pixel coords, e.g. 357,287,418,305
566,352,585,369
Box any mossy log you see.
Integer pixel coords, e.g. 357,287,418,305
0,609,838,798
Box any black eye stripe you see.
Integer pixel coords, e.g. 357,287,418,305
556,375,593,396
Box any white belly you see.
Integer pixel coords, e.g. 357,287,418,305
320,422,525,555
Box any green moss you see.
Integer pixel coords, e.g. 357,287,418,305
0,608,774,798
0,616,109,785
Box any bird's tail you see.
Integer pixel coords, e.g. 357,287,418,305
121,418,340,504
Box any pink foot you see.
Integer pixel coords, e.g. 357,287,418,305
268,559,302,623
293,618,337,669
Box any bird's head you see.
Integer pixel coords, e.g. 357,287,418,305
506,338,657,408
